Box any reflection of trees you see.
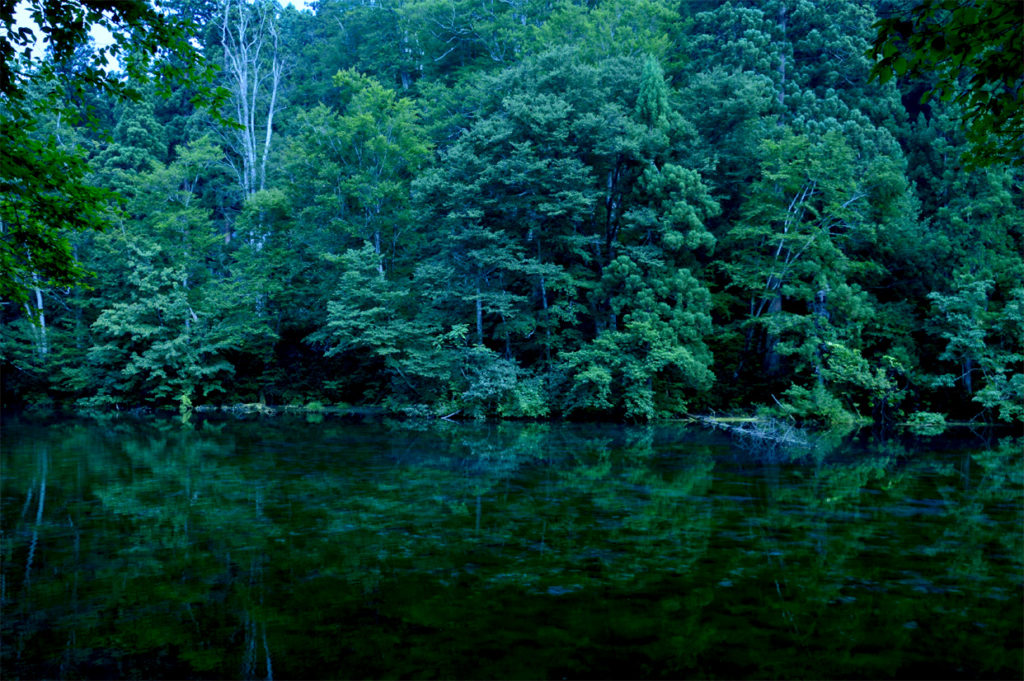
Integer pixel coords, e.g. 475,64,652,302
1,419,272,678
2,438,48,668
1,418,1020,678
719,436,1024,678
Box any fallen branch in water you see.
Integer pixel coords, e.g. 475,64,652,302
691,414,813,453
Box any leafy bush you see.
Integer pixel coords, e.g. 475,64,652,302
774,384,861,427
905,411,947,435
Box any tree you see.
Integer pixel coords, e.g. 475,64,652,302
0,105,112,304
528,0,683,66
915,159,1024,421
0,1,211,303
78,137,274,408
869,0,1024,167
217,0,285,199
3,0,1022,422
286,69,431,273
408,49,718,419
560,261,715,419
718,126,909,423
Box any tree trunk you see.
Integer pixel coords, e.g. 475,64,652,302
764,294,782,375
539,274,551,364
604,160,623,264
374,230,384,277
258,16,282,194
220,0,283,199
501,312,512,359
476,285,484,345
535,240,552,364
777,5,787,108
27,272,46,358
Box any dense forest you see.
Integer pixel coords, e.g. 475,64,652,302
1,0,1021,426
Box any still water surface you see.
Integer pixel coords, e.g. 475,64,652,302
2,416,1021,679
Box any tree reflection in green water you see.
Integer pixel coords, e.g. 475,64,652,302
1,417,1020,679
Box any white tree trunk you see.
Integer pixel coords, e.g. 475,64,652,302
22,268,47,358
476,285,484,345
33,280,46,357
220,0,283,199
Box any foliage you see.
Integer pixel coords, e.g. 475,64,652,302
1,0,1022,425
0,1,208,103
0,0,213,303
0,109,112,302
905,410,947,434
869,0,1024,167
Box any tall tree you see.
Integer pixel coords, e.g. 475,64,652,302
409,49,718,419
218,0,285,199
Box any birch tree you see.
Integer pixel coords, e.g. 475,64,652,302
219,0,284,200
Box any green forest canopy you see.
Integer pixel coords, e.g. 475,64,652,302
1,0,1021,427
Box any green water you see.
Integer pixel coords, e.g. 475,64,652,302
1,416,1021,679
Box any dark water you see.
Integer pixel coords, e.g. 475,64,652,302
2,415,1021,679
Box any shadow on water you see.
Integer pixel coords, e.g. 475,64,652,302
1,414,1021,679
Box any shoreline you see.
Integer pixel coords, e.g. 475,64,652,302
2,402,1015,435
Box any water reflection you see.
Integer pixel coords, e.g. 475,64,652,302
1,417,1021,679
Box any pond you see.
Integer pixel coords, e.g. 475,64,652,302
2,415,1021,679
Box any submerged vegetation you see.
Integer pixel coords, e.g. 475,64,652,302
1,0,1021,426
